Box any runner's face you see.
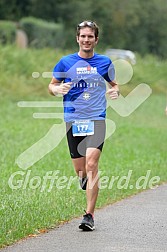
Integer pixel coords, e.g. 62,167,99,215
77,27,98,53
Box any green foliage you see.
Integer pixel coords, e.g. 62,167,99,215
19,17,64,48
28,0,63,22
127,0,167,58
0,0,30,21
0,20,16,45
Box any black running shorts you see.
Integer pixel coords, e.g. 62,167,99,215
66,120,106,159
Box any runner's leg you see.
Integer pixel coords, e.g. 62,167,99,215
72,157,86,178
85,147,101,215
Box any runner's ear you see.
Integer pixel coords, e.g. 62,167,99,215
95,37,99,44
76,36,79,43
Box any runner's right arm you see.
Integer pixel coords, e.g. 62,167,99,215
48,77,72,96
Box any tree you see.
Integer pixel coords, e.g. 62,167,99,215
0,0,167,57
0,0,30,20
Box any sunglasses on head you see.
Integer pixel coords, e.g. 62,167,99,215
78,21,96,28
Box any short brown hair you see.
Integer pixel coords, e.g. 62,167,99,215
76,20,99,38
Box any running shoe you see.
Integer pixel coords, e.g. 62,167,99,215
79,213,95,231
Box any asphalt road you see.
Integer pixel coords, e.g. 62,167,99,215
1,184,167,252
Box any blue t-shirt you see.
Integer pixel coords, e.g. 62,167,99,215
53,52,115,122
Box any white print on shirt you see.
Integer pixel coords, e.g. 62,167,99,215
76,66,97,75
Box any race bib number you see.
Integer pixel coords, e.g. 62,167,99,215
72,120,94,136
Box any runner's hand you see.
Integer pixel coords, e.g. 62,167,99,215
51,82,72,95
106,87,120,100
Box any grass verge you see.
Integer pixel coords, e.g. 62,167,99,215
0,45,166,248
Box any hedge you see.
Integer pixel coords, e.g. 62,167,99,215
19,17,64,48
0,20,16,45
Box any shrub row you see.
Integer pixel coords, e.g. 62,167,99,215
0,21,16,44
0,17,64,48
19,17,64,48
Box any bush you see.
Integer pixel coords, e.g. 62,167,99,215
19,17,64,48
0,20,16,45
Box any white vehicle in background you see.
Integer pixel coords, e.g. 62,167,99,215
105,49,136,65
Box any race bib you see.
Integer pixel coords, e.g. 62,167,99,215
72,120,94,136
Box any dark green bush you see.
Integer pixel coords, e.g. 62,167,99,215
0,21,16,44
19,17,64,48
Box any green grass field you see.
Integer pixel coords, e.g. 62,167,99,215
0,45,167,248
